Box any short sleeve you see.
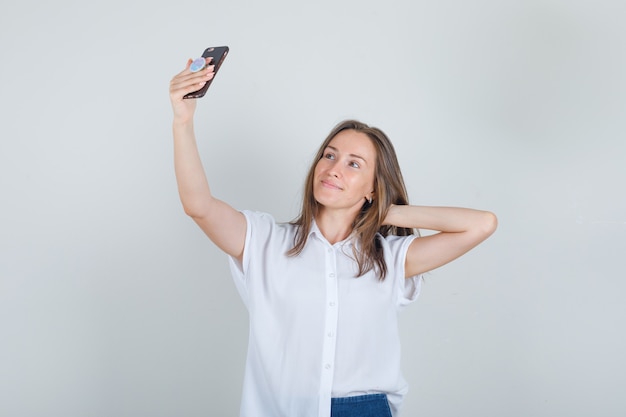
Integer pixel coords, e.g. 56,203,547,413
382,234,424,307
227,210,276,305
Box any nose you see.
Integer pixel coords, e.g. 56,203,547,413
328,162,342,178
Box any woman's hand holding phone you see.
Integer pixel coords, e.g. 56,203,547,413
169,58,215,124
170,46,229,124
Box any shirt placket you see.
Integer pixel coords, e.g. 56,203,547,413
318,245,339,417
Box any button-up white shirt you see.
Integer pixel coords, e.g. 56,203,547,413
228,211,422,417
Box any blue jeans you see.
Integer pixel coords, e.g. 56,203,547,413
330,393,393,417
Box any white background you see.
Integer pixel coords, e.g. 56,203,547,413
1,0,625,416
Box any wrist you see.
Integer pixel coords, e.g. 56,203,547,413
173,117,194,129
382,204,399,226
171,102,196,127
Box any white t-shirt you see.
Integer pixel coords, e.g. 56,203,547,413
228,210,423,417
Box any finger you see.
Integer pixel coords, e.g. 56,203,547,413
169,59,216,99
170,73,214,96
186,57,213,74
170,82,204,101
171,65,215,88
172,58,203,79
170,72,215,98
175,63,215,80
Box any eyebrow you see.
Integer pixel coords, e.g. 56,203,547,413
326,145,368,164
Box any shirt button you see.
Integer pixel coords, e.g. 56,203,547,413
327,331,334,337
329,301,336,307
329,273,335,278
325,364,331,370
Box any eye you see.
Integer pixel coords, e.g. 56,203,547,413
324,152,335,160
349,161,360,169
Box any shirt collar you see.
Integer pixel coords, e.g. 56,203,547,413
309,218,322,238
309,219,358,249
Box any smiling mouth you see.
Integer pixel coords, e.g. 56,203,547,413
321,180,342,190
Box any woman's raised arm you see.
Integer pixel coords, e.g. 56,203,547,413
383,205,497,277
170,59,246,262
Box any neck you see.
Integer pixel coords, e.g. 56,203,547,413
315,207,357,244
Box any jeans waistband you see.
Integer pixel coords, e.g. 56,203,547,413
330,393,392,417
331,393,387,405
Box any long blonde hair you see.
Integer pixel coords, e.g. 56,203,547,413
288,120,414,280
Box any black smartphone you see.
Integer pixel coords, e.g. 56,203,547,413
183,46,229,99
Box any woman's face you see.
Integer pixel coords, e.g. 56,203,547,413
313,129,377,214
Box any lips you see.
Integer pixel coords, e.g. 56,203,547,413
321,179,342,190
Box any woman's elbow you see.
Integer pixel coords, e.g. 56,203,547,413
181,201,210,220
480,211,498,237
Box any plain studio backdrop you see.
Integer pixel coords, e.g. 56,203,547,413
1,0,624,416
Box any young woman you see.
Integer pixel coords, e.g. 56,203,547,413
170,58,497,417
